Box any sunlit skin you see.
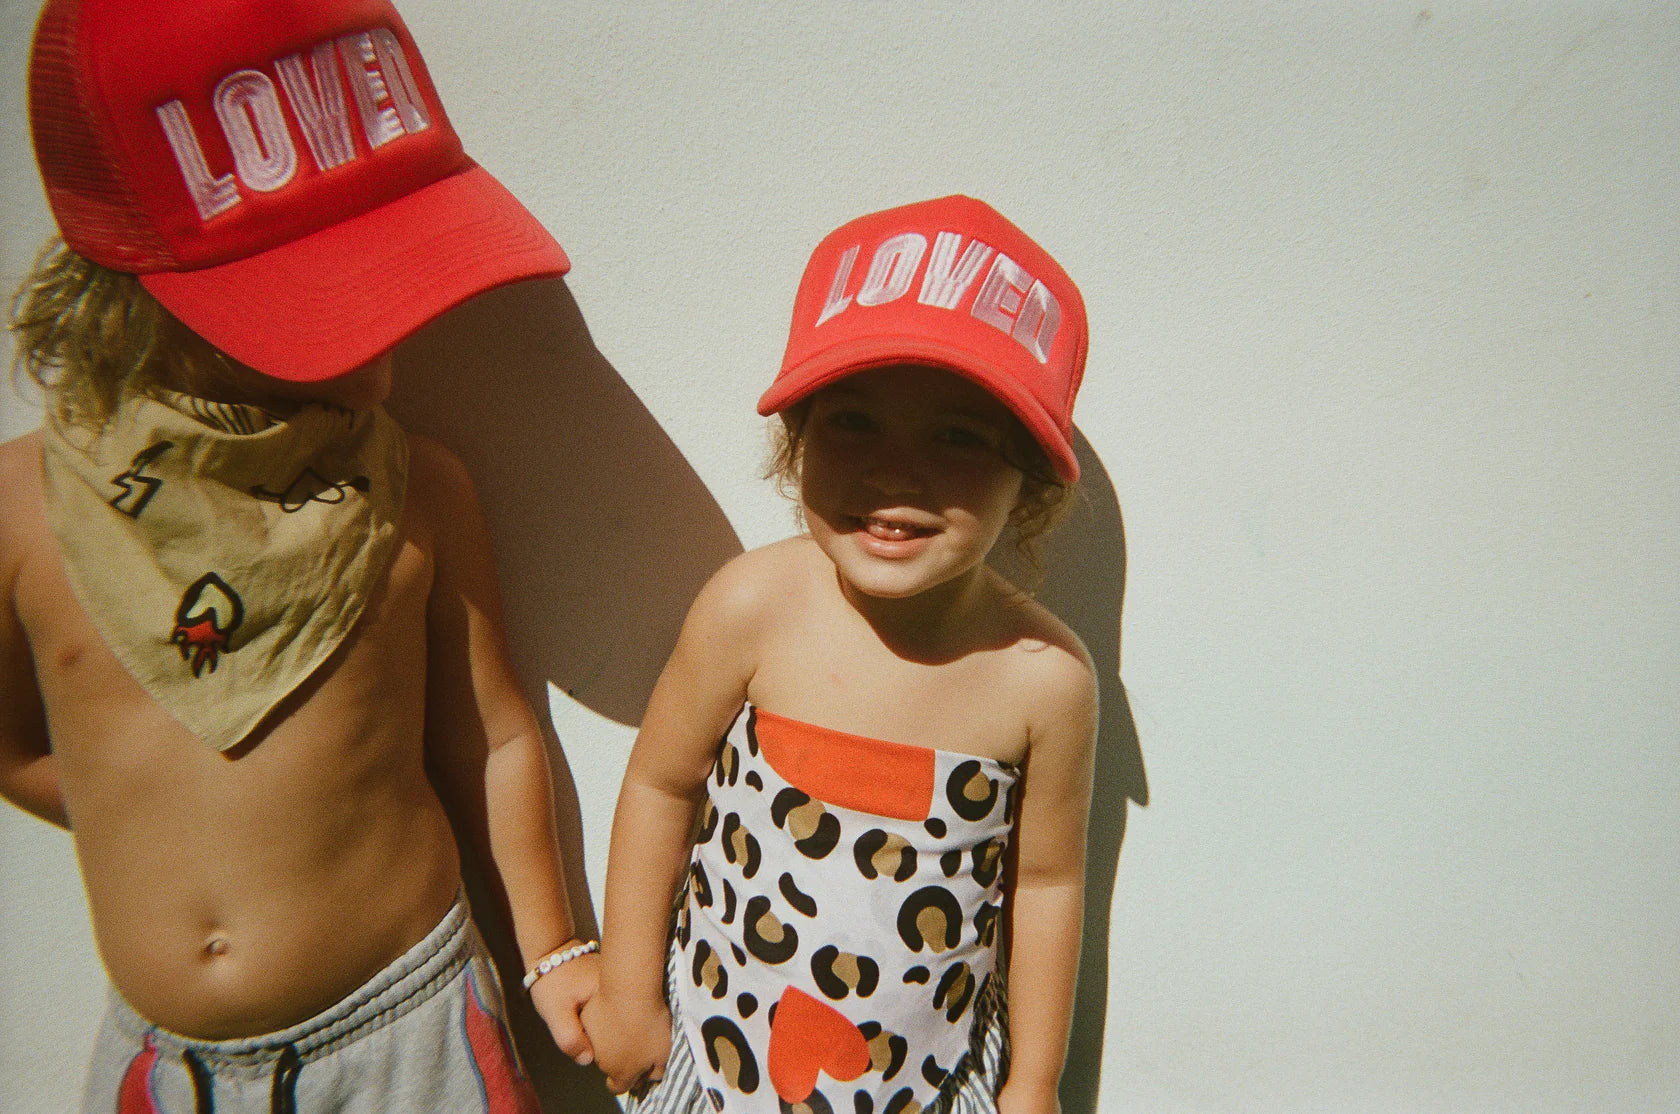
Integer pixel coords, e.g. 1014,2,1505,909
798,364,1026,637
0,348,599,1058
584,364,1097,1114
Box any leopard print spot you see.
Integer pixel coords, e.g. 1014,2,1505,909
933,962,975,1023
692,939,728,999
716,742,740,787
722,813,763,878
882,1088,921,1114
971,837,1004,887
973,901,1002,948
743,895,799,964
773,789,842,858
811,944,879,1000
862,1025,908,1081
946,760,998,822
700,1015,759,1094
855,829,918,882
782,1091,836,1114
691,861,714,908
779,872,818,918
897,886,962,953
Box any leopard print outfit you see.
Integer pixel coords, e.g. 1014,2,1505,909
634,705,1018,1114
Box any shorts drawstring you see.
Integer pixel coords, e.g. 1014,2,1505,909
181,1048,213,1114
176,1041,298,1113
269,1044,301,1114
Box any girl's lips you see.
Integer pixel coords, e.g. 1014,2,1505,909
848,515,937,559
858,514,936,542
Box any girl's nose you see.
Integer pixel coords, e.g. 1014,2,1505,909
861,453,923,498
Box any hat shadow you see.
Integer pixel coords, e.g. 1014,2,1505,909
995,429,1146,1114
392,277,743,1113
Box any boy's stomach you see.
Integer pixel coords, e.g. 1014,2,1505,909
45,602,465,1040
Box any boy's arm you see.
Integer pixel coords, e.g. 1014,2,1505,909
413,435,595,1064
583,553,765,1094
0,591,62,827
999,643,1098,1114
0,440,64,828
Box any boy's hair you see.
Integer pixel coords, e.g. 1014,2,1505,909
9,240,181,430
765,398,1075,585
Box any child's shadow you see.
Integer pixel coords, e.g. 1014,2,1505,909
999,430,1146,1114
393,278,743,1113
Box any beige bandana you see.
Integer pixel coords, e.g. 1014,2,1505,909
42,389,408,751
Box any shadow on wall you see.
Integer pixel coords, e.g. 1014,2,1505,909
392,277,743,1114
1001,429,1146,1114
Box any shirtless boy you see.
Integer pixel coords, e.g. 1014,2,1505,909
1,0,596,1108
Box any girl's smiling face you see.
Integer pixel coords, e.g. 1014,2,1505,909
798,364,1026,604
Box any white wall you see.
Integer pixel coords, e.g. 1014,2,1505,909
3,2,1677,1111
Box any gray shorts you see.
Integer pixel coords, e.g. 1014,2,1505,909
82,896,540,1113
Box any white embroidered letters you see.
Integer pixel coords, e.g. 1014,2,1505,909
816,245,860,327
158,27,429,224
213,71,298,193
276,44,357,171
918,232,995,310
855,233,928,307
815,230,1060,364
1010,280,1062,363
369,28,431,134
156,100,241,220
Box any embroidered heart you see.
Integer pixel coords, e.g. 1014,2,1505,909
767,985,871,1103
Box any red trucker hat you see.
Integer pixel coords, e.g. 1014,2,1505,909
27,0,570,382
760,195,1087,482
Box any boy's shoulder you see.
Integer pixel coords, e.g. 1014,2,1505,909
391,428,483,531
0,431,45,545
0,428,43,474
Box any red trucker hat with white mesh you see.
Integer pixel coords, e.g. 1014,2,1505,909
27,0,570,382
760,195,1087,482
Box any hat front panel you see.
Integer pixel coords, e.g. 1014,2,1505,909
775,197,1085,464
73,0,468,272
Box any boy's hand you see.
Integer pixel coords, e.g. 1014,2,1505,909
528,951,601,1066
580,990,673,1095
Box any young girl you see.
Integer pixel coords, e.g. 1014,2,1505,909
584,196,1097,1114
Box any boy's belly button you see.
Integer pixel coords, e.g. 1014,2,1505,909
203,934,231,958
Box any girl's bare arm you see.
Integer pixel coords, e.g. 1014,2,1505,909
583,550,773,1093
999,638,1098,1114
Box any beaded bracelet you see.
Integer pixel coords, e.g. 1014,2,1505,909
522,940,600,991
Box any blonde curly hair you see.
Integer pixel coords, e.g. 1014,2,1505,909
8,240,187,430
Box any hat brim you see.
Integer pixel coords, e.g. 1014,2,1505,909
141,165,569,383
758,336,1080,483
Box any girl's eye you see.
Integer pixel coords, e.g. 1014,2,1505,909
936,425,999,451
824,409,875,433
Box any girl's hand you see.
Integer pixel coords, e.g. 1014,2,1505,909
528,949,601,1065
580,990,673,1094
996,1077,1063,1114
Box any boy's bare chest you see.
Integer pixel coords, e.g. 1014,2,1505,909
11,484,435,780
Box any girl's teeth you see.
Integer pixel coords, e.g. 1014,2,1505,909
865,517,919,540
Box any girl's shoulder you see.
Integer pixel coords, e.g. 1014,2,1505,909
682,536,827,640
985,576,1099,736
